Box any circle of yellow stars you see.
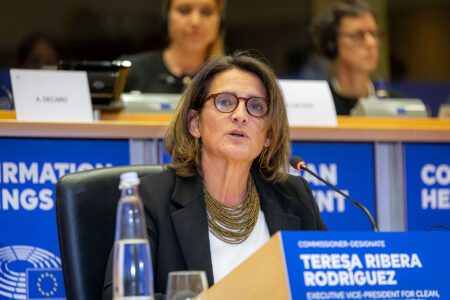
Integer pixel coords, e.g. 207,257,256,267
37,272,58,297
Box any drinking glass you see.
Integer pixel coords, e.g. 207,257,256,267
166,271,208,300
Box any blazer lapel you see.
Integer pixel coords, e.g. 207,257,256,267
252,169,303,235
170,174,215,285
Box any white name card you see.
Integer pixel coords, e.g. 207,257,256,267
278,80,337,127
10,69,93,122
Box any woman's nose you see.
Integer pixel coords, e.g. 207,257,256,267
189,10,201,26
231,101,249,123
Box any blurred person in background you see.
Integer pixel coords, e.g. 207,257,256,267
311,0,383,115
122,0,226,93
0,32,60,109
16,32,59,69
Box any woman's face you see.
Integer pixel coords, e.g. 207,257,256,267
167,0,221,52
336,13,379,73
188,68,271,166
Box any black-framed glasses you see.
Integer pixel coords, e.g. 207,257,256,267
339,30,381,43
205,92,269,117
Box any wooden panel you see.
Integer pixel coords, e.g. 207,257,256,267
1,110,449,142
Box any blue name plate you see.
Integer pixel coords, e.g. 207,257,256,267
281,231,450,300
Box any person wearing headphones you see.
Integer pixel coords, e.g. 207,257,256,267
123,0,225,93
311,0,382,115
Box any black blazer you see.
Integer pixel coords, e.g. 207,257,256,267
103,167,326,299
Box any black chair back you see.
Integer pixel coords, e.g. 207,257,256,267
56,165,163,300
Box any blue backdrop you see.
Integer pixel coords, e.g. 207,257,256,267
0,138,130,300
291,142,376,231
404,143,450,231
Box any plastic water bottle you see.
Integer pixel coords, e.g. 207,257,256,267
113,172,154,300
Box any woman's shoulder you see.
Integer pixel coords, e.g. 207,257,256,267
250,168,307,195
276,173,309,191
139,168,200,194
139,167,176,189
253,171,312,203
138,168,177,209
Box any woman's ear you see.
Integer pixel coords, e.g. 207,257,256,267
188,109,201,138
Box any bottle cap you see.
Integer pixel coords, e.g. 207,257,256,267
119,171,140,189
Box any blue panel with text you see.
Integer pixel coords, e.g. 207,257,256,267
0,138,130,300
404,143,450,230
281,231,450,300
291,143,375,231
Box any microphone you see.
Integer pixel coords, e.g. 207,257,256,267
290,156,379,232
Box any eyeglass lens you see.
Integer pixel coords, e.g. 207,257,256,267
340,30,380,42
211,93,268,117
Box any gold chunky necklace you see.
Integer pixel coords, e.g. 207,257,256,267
203,176,260,244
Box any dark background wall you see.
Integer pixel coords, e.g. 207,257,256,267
388,0,450,81
1,0,449,82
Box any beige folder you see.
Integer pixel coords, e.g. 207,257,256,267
199,232,290,299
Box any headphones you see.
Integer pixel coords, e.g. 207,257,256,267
315,9,340,59
161,0,226,35
313,0,374,59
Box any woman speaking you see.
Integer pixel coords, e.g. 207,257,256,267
103,52,326,299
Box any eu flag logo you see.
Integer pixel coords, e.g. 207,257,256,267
27,268,65,299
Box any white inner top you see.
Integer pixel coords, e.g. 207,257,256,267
209,209,270,283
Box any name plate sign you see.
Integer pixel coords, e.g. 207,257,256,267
10,69,93,122
281,231,449,300
279,80,337,127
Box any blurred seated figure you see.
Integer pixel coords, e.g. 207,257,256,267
297,53,332,80
122,0,226,94
311,0,385,115
16,32,59,69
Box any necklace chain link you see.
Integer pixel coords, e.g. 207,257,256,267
203,176,260,244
